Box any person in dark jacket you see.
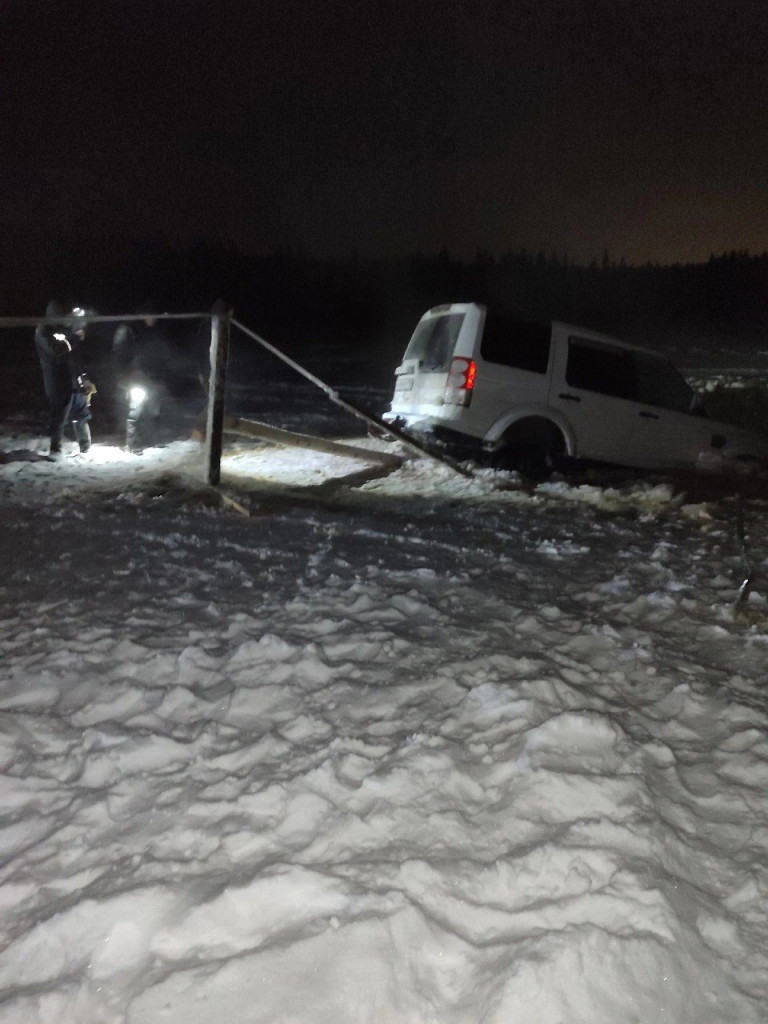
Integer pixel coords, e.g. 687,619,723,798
113,306,170,453
34,300,95,456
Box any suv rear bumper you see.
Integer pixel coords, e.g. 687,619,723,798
384,419,484,461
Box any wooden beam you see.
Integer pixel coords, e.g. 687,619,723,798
223,416,403,469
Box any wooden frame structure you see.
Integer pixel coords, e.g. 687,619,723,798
1,302,470,486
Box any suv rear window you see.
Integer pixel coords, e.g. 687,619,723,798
404,314,464,371
480,315,551,373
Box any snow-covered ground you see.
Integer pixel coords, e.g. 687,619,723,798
1,405,768,1023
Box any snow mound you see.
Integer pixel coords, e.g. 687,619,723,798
1,421,768,1022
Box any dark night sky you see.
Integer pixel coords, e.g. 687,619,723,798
3,0,768,266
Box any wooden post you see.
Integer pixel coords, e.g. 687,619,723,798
204,299,231,485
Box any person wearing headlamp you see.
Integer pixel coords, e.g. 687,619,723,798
34,300,96,457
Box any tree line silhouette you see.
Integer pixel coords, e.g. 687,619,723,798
4,234,768,357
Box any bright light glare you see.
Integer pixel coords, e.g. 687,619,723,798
86,444,133,465
130,386,147,404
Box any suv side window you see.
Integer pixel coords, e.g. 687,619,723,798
480,315,551,374
567,337,636,400
633,351,695,413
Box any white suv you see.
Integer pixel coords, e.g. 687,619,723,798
383,303,768,475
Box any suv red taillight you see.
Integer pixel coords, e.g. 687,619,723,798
444,357,477,406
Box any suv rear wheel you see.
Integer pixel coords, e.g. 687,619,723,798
492,418,566,480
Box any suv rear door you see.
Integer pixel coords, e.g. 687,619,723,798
551,333,637,464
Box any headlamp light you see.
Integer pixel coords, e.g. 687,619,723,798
130,386,148,405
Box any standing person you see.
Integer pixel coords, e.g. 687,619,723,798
34,300,95,456
113,305,169,453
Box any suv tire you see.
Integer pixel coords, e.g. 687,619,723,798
492,418,565,481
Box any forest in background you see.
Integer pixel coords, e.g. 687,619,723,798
3,236,768,364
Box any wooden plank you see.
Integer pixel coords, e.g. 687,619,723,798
223,416,403,469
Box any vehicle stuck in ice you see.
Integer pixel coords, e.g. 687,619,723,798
384,303,768,476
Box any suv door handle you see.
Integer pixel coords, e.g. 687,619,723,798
639,411,659,420
558,393,581,402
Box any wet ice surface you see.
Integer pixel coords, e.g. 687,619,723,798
1,417,768,1023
